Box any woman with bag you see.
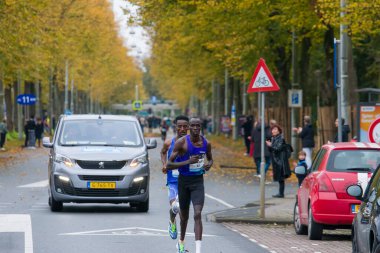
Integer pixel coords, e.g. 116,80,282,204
266,124,291,198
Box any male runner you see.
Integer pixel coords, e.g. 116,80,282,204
161,115,190,240
167,117,213,253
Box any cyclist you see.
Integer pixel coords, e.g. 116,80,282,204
167,117,213,253
161,115,189,240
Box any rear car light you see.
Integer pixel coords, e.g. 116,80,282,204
318,173,335,192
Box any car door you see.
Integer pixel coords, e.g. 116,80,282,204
299,149,327,222
356,167,380,252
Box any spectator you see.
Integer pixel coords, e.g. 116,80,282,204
35,117,44,148
293,115,314,169
0,119,8,151
24,117,36,147
294,151,307,187
139,116,146,133
242,116,253,156
269,119,277,129
250,118,271,177
266,124,291,198
334,118,350,142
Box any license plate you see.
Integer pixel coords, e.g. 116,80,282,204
351,204,360,214
87,182,116,189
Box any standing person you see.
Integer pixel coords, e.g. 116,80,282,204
293,115,314,168
242,116,253,156
294,151,308,187
0,119,7,151
161,115,189,240
35,117,44,148
139,116,146,133
167,117,213,253
161,120,169,141
333,118,350,142
250,118,271,177
266,124,291,198
24,117,36,147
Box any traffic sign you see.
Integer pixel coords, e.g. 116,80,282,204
368,118,380,143
17,94,36,105
288,89,303,108
247,58,280,93
132,100,143,111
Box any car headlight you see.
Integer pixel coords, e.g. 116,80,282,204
55,154,76,168
130,154,148,168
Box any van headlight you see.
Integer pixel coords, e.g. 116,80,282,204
55,154,76,168
130,154,148,168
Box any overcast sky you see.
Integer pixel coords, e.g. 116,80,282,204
111,0,151,67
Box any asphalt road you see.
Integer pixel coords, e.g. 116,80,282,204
0,136,296,253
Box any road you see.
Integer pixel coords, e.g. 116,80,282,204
0,136,295,253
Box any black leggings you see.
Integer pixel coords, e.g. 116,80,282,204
279,180,285,196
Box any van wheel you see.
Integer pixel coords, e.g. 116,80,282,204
294,201,307,235
49,196,63,212
308,207,323,240
136,197,149,213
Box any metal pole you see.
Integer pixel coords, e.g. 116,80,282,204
17,72,22,140
242,78,247,115
35,80,40,118
224,68,229,115
135,84,139,101
335,39,342,142
211,80,216,133
0,73,4,120
64,60,69,112
257,92,261,121
216,81,221,135
260,92,266,218
49,67,53,134
291,30,297,158
70,78,74,113
340,0,349,124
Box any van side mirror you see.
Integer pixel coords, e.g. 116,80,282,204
347,185,363,201
146,138,157,149
42,137,53,148
295,166,307,175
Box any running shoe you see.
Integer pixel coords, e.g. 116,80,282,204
169,221,177,239
176,242,186,253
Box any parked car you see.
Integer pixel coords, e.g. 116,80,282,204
347,164,380,253
293,142,380,240
43,114,157,212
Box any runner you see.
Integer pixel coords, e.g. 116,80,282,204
161,115,190,240
167,117,213,253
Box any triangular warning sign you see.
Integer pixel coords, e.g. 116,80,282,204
247,58,280,93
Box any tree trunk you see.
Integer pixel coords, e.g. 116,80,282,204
322,26,335,106
4,86,13,131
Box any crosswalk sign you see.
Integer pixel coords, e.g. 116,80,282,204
132,100,143,111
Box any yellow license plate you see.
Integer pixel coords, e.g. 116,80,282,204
351,204,360,213
87,182,116,189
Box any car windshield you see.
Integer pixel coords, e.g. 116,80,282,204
59,119,142,147
328,149,380,172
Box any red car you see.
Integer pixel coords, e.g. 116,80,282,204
293,142,380,240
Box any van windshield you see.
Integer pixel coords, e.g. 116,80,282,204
59,120,142,147
327,149,380,172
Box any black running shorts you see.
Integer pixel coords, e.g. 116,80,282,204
178,175,205,210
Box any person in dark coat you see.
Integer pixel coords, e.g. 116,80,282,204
334,118,350,142
24,117,36,147
293,115,314,169
266,124,291,198
242,116,253,156
250,119,271,177
35,117,44,148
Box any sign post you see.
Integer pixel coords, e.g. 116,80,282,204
247,58,280,219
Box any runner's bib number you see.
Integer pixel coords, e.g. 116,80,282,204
189,153,205,173
172,170,179,177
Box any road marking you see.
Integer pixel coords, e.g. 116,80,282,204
205,193,235,208
60,227,216,237
0,214,33,253
259,244,268,249
18,180,48,188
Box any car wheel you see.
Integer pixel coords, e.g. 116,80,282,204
308,206,323,240
294,201,307,235
352,228,359,253
49,196,63,212
135,197,149,213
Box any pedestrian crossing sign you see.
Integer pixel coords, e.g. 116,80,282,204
132,100,143,111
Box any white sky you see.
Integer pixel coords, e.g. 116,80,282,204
110,0,151,68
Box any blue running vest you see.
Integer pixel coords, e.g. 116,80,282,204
167,137,179,184
178,135,208,176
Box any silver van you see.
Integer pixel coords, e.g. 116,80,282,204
43,115,157,212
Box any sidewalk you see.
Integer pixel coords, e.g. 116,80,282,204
207,194,295,225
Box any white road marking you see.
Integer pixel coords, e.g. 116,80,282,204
0,214,33,253
249,239,257,243
240,233,249,238
60,227,216,237
18,180,48,188
205,193,235,208
259,244,268,249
